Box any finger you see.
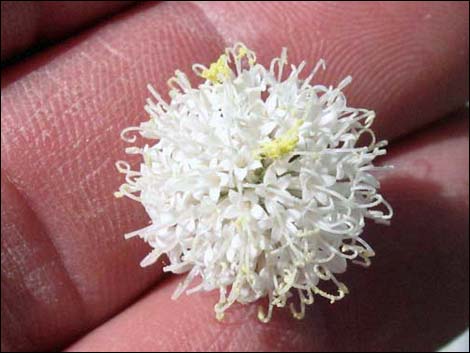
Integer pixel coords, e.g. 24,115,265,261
66,115,469,352
1,2,468,351
1,1,136,63
1,2,226,351
194,1,469,140
1,170,88,352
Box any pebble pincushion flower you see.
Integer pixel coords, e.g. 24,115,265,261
115,43,393,322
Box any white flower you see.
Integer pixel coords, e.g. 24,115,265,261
115,43,393,322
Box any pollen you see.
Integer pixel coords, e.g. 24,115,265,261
237,46,248,59
201,54,231,83
257,119,304,159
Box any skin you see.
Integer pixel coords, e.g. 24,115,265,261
1,1,136,62
1,1,468,351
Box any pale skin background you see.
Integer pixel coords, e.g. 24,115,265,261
1,1,469,351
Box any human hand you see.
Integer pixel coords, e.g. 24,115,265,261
1,2,468,351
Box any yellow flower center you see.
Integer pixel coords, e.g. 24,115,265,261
257,119,304,159
201,54,231,83
236,46,248,59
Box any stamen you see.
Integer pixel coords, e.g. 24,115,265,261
198,54,232,84
256,119,304,159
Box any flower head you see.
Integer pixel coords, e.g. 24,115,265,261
116,43,393,322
